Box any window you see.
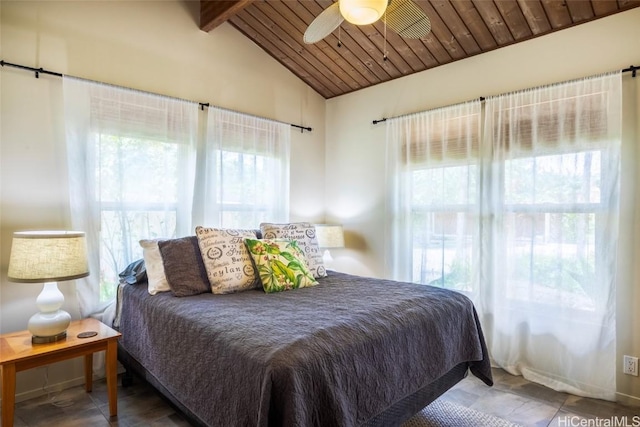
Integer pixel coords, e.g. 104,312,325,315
64,77,198,315
64,79,291,316
503,150,604,311
96,134,181,301
214,150,277,228
411,164,477,292
203,107,290,230
409,144,607,312
386,101,482,291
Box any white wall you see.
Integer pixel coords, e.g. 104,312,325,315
325,8,640,403
0,0,325,400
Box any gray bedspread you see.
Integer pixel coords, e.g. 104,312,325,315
119,271,492,427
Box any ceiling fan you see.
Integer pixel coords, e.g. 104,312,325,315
303,0,432,45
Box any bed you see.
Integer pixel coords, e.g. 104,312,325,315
116,269,493,427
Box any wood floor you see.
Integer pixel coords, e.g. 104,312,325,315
7,368,640,426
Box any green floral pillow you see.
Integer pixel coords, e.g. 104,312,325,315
245,238,318,293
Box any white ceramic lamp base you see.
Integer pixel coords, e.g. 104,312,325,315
322,249,334,264
28,282,71,344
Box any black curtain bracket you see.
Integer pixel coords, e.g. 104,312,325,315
291,124,313,133
623,65,638,78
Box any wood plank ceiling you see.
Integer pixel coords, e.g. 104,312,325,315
201,1,640,99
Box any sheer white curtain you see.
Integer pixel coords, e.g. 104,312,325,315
63,76,198,318
200,107,290,228
385,100,482,285
482,73,621,399
386,72,621,399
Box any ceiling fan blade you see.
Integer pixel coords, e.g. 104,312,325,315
386,0,431,39
304,2,344,44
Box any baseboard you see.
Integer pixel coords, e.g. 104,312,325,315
9,376,87,404
0,364,125,405
616,392,640,407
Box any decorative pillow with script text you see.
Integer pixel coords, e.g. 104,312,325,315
195,226,260,294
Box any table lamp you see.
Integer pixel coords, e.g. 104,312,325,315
315,224,345,263
8,231,89,344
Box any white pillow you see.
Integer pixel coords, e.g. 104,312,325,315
139,239,171,295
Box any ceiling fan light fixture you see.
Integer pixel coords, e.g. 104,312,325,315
339,0,388,25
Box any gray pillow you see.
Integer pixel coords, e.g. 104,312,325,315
158,236,210,297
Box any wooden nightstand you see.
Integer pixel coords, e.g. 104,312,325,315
0,318,121,427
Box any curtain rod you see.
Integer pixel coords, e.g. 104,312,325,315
372,65,639,125
196,102,311,132
0,60,313,134
372,97,485,125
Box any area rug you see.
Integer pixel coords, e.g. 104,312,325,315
402,398,523,427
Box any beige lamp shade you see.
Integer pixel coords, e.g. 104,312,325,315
339,0,388,25
8,231,89,283
315,224,345,249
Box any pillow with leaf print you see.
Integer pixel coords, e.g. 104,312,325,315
244,238,318,293
259,222,327,278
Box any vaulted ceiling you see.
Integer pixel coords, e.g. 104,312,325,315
200,1,640,99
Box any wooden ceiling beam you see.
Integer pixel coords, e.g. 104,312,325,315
200,0,255,32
